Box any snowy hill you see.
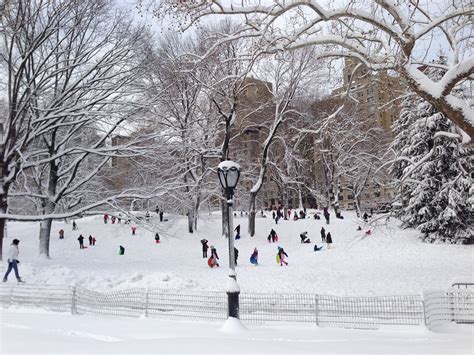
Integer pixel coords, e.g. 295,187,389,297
2,211,472,295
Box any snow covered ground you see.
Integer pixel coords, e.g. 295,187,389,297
1,211,473,353
1,211,472,295
1,307,473,354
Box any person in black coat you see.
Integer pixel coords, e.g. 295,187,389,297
201,239,209,258
363,212,369,222
234,225,241,240
320,227,326,243
326,232,333,249
77,235,84,249
300,232,310,243
323,208,330,224
234,247,239,266
155,233,160,244
88,235,93,246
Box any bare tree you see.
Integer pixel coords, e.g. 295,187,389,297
0,0,148,258
151,0,474,140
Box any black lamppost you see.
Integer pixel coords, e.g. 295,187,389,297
217,160,241,319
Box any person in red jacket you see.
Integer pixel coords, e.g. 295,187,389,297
59,229,64,239
131,226,137,236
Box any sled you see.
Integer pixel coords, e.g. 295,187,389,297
208,257,215,268
250,257,258,265
276,254,280,264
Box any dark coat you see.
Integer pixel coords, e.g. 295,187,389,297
201,239,209,251
211,248,219,259
77,235,84,243
326,233,333,244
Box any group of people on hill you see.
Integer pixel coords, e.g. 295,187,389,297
201,235,292,268
77,234,97,249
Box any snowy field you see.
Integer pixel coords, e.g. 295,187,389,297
1,307,473,354
1,211,473,354
1,211,472,295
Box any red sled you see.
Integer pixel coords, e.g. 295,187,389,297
208,257,214,267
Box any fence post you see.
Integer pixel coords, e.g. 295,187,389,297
144,287,149,318
71,285,77,315
421,292,428,328
315,294,319,326
9,285,15,307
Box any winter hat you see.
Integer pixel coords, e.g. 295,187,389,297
277,246,282,251
210,245,215,249
12,239,20,245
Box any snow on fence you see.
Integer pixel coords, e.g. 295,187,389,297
1,284,472,330
424,291,474,329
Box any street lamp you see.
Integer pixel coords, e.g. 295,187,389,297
217,160,241,319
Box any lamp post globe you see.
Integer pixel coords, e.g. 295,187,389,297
217,160,241,319
217,161,241,199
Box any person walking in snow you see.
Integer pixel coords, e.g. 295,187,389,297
104,213,109,224
111,215,116,224
234,247,239,266
320,227,326,243
293,211,299,221
155,233,160,244
59,229,64,240
2,239,24,283
323,208,330,225
250,247,259,265
88,235,93,246
119,245,125,255
92,237,96,246
159,210,164,222
326,232,333,249
277,247,288,266
272,211,276,220
363,212,369,222
77,235,85,249
72,221,78,230
201,239,209,258
131,226,137,236
234,225,241,240
270,229,278,243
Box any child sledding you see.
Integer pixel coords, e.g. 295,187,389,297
276,247,288,266
250,247,258,265
300,231,311,243
208,246,219,268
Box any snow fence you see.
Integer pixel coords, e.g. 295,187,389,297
1,284,472,330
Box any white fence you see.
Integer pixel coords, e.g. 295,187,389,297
1,284,472,330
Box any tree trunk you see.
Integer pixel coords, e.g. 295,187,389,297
282,187,289,219
355,195,362,218
0,206,5,261
187,208,194,233
297,186,303,209
39,216,53,259
248,191,257,237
